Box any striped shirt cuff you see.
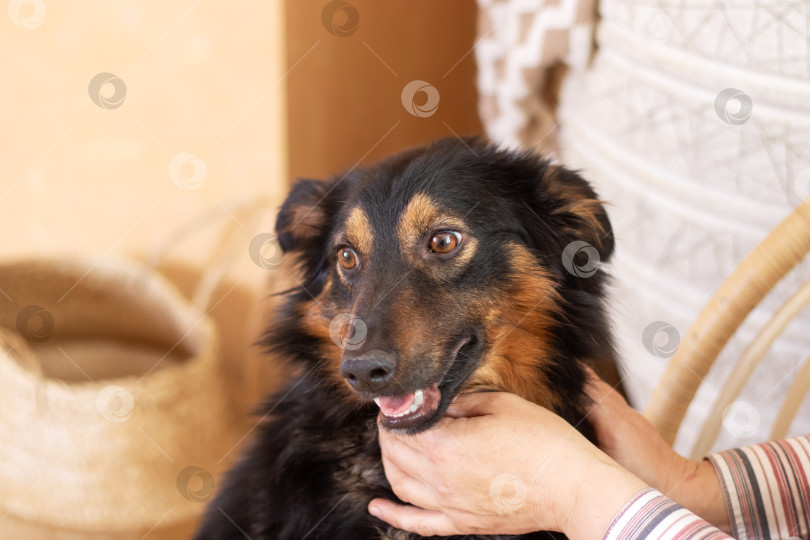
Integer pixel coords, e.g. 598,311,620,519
707,435,810,540
602,488,731,540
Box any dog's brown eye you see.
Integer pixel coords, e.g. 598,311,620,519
429,231,461,254
337,247,359,270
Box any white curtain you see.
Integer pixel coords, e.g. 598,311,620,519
476,0,810,455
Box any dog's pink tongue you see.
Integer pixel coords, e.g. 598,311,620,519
377,393,415,417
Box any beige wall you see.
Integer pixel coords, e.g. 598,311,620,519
285,0,482,181
0,1,287,264
1,1,482,263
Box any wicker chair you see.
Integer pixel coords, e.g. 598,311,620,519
645,202,810,460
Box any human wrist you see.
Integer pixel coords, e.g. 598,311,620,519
558,456,648,540
667,459,731,533
659,454,700,502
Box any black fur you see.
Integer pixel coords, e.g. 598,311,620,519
194,138,615,540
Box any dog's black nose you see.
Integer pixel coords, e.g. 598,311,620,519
340,351,395,391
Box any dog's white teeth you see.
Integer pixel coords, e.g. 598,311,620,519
409,389,424,414
377,389,425,417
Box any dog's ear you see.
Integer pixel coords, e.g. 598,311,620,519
276,179,335,254
539,166,614,262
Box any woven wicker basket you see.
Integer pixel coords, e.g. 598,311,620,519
0,257,247,539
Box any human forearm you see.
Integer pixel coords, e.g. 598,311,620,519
560,457,648,540
663,459,731,534
563,456,735,540
584,373,731,533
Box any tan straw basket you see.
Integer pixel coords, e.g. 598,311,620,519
0,256,248,539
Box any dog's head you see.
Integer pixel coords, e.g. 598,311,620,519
272,138,613,432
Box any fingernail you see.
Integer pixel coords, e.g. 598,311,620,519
368,504,381,518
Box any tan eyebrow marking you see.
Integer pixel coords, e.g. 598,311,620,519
397,193,439,252
397,193,477,271
344,206,373,255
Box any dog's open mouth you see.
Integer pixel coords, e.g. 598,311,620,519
373,335,480,431
374,385,441,427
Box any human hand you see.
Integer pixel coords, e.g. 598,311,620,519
584,370,730,532
369,392,646,539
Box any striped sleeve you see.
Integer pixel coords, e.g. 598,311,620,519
602,488,732,540
707,435,810,540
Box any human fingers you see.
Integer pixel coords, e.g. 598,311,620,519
378,422,443,474
584,367,627,407
583,367,635,432
380,454,441,510
368,499,460,537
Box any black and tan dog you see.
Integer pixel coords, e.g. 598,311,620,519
194,137,616,540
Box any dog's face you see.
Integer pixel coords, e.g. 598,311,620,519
275,138,613,433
